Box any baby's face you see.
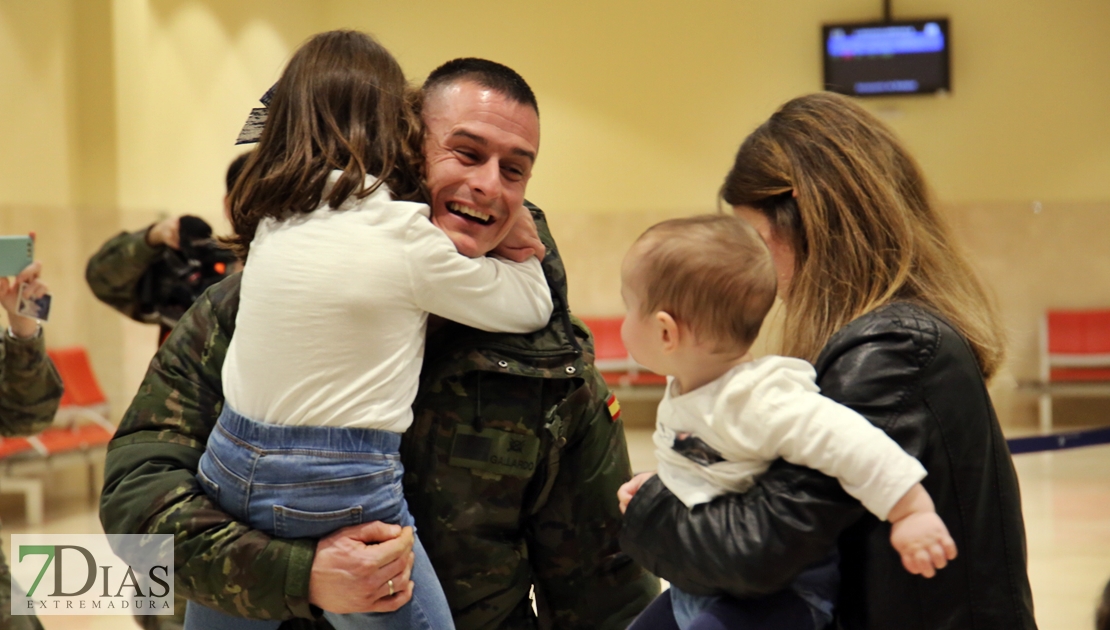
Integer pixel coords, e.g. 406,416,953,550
619,248,665,374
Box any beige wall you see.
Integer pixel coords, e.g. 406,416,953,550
0,1,74,206
0,0,123,404
1,0,1108,427
947,202,1110,427
326,0,1110,208
111,0,324,219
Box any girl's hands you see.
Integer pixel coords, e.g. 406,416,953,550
491,205,545,262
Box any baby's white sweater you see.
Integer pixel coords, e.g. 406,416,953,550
223,174,553,433
654,356,926,520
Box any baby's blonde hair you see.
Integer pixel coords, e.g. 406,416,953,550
631,214,777,354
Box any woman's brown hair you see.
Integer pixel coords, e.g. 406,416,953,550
721,92,1005,378
225,30,426,258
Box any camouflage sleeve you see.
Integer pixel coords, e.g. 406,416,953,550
99,274,317,621
528,368,660,629
0,329,63,437
85,228,162,322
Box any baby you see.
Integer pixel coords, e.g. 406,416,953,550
616,215,957,630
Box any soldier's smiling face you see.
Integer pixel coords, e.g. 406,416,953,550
422,80,540,259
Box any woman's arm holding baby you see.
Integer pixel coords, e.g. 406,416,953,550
621,461,863,598
737,371,957,578
620,315,942,599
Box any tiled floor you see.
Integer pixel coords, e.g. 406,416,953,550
4,428,1109,630
1017,443,1110,629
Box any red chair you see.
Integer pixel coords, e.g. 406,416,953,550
578,317,667,393
1038,310,1110,431
0,437,34,459
1,347,114,525
30,423,114,453
47,346,113,428
39,345,114,458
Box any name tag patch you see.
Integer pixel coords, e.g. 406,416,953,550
449,425,540,479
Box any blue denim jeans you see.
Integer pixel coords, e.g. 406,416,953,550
183,406,454,630
669,550,839,630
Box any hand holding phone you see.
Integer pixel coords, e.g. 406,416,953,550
1,260,50,330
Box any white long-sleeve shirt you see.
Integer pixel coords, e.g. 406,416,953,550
222,173,554,432
654,356,926,520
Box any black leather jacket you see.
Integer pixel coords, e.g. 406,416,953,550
621,302,1037,629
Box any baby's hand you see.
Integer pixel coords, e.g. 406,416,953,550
617,471,656,514
890,511,958,578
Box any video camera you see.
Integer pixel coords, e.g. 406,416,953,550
138,215,237,329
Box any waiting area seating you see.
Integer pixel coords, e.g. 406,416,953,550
1028,309,1110,432
579,317,666,401
0,346,114,525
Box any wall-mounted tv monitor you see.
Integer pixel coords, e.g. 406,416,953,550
823,19,950,97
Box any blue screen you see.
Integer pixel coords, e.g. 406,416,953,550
827,23,945,58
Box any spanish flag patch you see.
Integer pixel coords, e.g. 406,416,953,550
606,393,621,422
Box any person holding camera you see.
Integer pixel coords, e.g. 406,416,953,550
85,153,247,344
0,259,63,630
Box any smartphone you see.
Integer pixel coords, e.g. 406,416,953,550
17,283,50,322
0,235,33,277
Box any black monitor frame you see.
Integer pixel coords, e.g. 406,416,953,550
822,18,951,97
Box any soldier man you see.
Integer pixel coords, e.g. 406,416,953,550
99,58,659,629
0,260,63,630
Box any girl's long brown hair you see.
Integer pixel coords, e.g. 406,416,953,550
225,30,426,258
721,92,1005,378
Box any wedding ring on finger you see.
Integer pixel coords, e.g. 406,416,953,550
388,578,394,597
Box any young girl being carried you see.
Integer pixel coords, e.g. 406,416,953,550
185,30,552,630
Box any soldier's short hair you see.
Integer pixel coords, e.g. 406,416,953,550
423,58,538,116
629,214,777,354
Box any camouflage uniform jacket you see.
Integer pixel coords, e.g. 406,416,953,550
85,226,178,344
0,329,63,437
1,328,63,630
85,227,164,325
100,205,659,629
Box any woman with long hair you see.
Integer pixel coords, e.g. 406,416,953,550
620,92,1036,629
